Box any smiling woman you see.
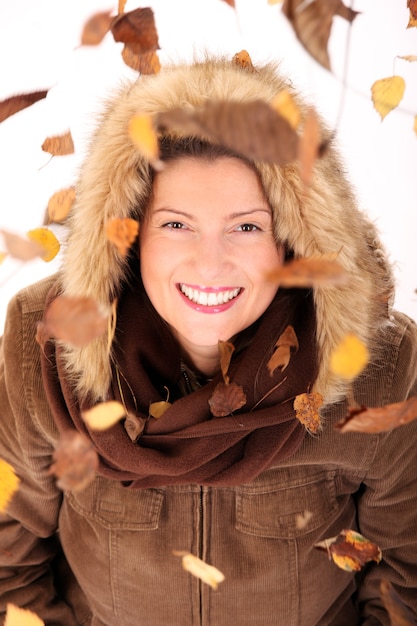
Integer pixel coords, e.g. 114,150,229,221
0,55,417,625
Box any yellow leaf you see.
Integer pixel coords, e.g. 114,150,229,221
173,551,225,589
371,76,406,120
271,90,301,129
329,334,369,380
0,251,7,264
5,604,44,626
82,401,126,430
106,217,139,256
398,55,417,62
27,228,60,262
268,0,283,4
47,187,76,223
149,400,171,418
0,459,20,513
128,114,161,167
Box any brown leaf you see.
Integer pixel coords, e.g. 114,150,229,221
37,295,110,347
41,131,74,156
156,99,299,165
293,392,323,434
110,7,159,56
124,413,147,442
408,0,417,27
298,107,321,185
106,217,139,256
218,340,235,384
209,381,246,417
221,0,235,8
268,325,299,375
0,90,48,123
49,430,98,492
232,50,255,71
282,0,358,70
335,396,417,434
81,10,112,45
315,529,381,572
47,187,76,223
380,580,417,626
266,257,348,288
121,47,161,74
0,229,44,261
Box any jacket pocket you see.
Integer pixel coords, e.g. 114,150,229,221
235,467,340,539
64,475,164,530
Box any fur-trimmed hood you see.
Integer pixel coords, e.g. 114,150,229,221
59,54,394,402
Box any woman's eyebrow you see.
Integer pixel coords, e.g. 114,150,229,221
151,208,271,219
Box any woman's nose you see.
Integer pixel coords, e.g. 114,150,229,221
194,235,231,281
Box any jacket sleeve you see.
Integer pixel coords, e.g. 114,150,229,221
354,313,417,624
0,287,91,625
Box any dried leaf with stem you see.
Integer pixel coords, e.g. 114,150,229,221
336,396,417,434
371,76,406,121
293,392,323,434
315,529,382,572
41,131,74,156
267,325,298,375
110,7,159,56
0,90,48,123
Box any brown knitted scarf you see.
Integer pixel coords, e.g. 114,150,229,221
41,282,318,488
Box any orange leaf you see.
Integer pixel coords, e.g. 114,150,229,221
5,604,45,626
36,295,110,347
315,529,381,572
0,229,44,261
380,580,417,626
41,131,74,156
218,340,235,384
156,100,299,165
0,459,20,513
82,401,126,430
232,49,254,71
221,0,235,7
81,10,112,45
271,89,301,130
110,7,159,56
106,217,139,256
118,0,128,14
282,0,358,70
47,187,76,223
0,90,48,124
128,114,161,167
298,107,321,186
407,0,417,27
266,257,348,288
27,227,60,262
0,251,6,264
49,430,98,492
336,396,417,434
209,381,247,417
267,325,299,375
121,47,160,74
293,392,323,434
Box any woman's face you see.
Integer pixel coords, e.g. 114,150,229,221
139,157,283,375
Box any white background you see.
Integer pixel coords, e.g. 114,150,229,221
0,0,416,333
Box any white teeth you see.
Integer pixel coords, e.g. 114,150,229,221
180,285,241,306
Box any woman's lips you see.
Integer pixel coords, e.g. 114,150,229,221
177,283,243,313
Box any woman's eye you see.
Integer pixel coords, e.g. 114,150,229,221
163,221,185,229
236,223,259,232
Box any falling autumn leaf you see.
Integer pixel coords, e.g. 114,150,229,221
49,430,98,492
0,459,20,513
371,76,406,121
110,7,159,56
106,217,139,256
47,187,76,223
124,413,147,442
380,580,417,626
27,227,60,262
156,99,299,166
335,396,417,434
232,49,255,71
149,400,172,419
209,381,247,417
82,401,126,430
293,392,323,434
271,89,301,130
398,55,417,62
329,334,369,380
36,295,110,348
41,131,74,156
221,0,235,7
118,0,128,14
0,229,44,261
0,251,6,264
407,0,417,28
295,510,313,530
267,325,299,375
81,10,112,45
315,529,382,572
414,116,417,137
0,90,49,123
5,604,44,626
121,47,160,74
173,551,225,589
298,107,321,186
218,340,235,384
282,0,358,70
128,114,161,167
266,256,348,288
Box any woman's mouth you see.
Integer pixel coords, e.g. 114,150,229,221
177,284,243,312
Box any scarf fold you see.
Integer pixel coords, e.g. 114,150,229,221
41,282,318,488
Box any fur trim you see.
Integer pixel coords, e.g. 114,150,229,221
59,55,394,401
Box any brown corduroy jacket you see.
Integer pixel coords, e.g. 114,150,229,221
1,275,417,625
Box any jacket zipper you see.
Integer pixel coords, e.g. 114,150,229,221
199,486,204,626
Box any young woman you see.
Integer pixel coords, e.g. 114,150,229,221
0,56,416,625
